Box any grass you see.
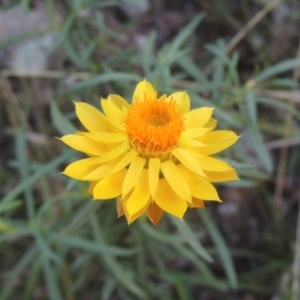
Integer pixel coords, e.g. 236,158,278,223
1,0,300,299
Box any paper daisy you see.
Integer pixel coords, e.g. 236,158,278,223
61,80,239,225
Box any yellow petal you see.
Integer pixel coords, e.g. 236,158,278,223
196,155,234,172
62,158,96,180
87,182,97,195
81,132,128,143
185,107,214,128
146,202,164,226
154,178,187,219
60,134,111,156
180,134,206,147
74,102,110,132
182,127,212,139
133,80,156,102
88,142,131,165
167,91,190,112
196,131,240,155
160,160,191,202
108,148,138,176
148,158,160,198
127,202,150,224
197,140,239,155
101,98,125,127
177,164,221,201
120,192,131,221
93,169,127,199
184,150,234,172
171,147,207,177
204,169,239,182
203,118,217,129
107,94,130,110
122,156,146,196
116,197,124,218
126,169,151,221
198,130,238,144
191,198,205,208
84,155,125,181
121,191,150,224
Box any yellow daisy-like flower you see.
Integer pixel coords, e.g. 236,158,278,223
61,80,239,225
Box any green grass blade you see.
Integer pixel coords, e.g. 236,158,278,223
21,0,29,13
63,37,87,68
176,56,210,85
51,101,77,135
53,10,76,49
1,152,69,205
247,122,273,173
256,96,300,122
0,200,22,213
206,43,230,65
65,72,139,92
15,129,34,218
168,13,205,56
254,58,300,83
245,90,257,125
198,210,238,290
171,217,213,262
23,255,43,300
48,233,138,257
141,31,156,76
42,255,63,300
4,246,38,279
91,215,147,299
163,272,194,300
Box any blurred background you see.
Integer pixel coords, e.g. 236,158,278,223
1,0,300,299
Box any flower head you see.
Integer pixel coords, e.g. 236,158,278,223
61,80,239,225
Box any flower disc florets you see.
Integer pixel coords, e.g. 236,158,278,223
126,94,184,158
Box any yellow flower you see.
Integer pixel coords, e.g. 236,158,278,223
61,80,239,225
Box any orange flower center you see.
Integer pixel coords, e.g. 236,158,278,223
125,95,184,158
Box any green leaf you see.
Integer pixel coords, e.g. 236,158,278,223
4,246,38,279
171,217,213,262
91,215,147,299
176,56,209,85
23,255,43,300
163,272,194,300
198,210,238,290
141,31,156,76
247,123,273,173
63,37,87,68
42,255,63,300
254,58,300,83
245,90,257,125
48,234,138,257
51,102,77,135
1,152,69,205
149,14,204,83
53,10,76,49
168,13,205,56
0,200,22,213
15,129,34,217
256,96,300,122
65,72,139,92
206,43,231,65
162,271,228,291
102,276,117,300
59,202,102,235
21,0,30,13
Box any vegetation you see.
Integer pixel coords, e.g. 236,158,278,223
1,0,300,299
